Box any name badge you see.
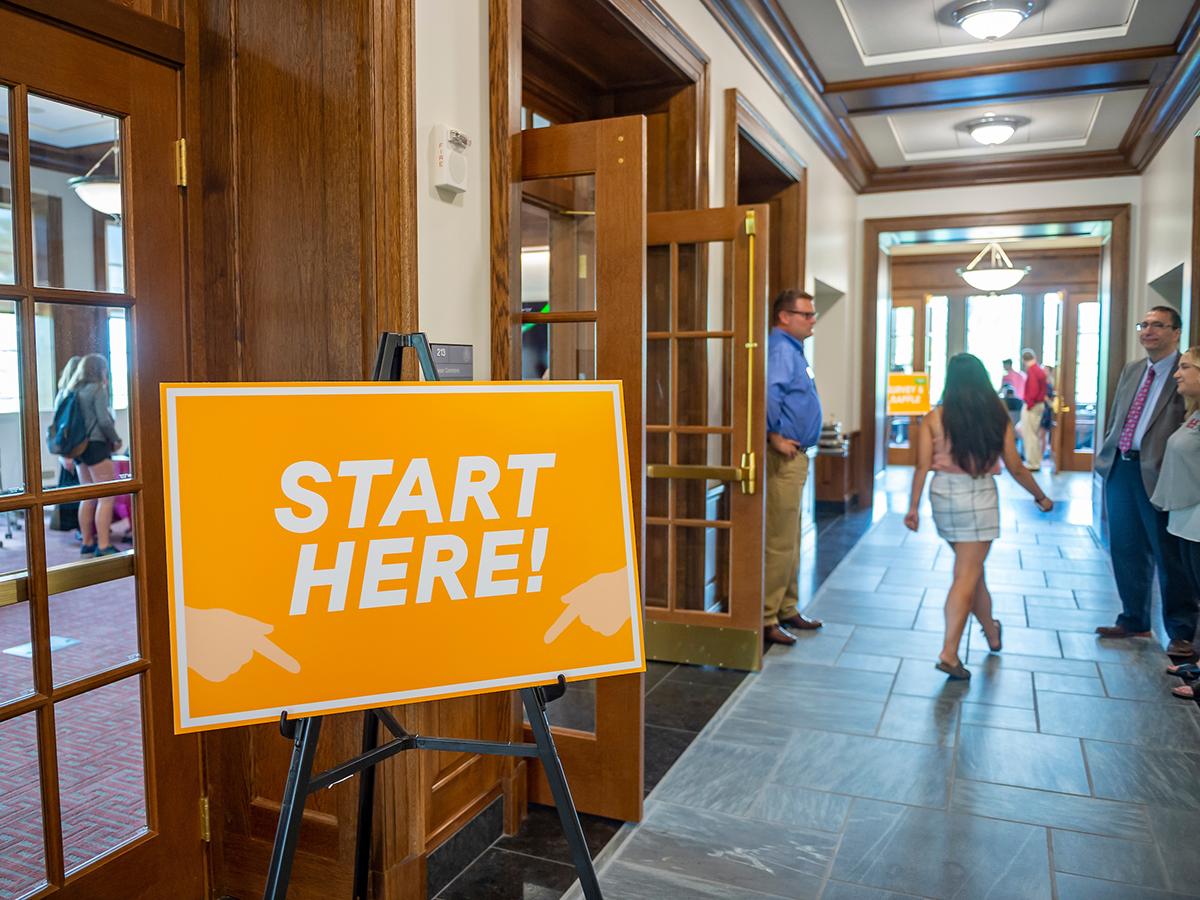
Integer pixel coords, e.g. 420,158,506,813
806,365,815,381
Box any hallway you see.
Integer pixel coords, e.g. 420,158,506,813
571,469,1200,899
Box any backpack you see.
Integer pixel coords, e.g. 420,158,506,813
46,392,90,458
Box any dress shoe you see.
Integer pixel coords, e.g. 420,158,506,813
1095,624,1152,639
1167,639,1197,659
763,624,796,646
779,613,822,631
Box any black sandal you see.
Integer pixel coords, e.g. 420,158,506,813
981,619,1003,653
936,659,971,680
1167,663,1200,679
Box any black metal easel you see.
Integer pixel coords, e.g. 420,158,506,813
261,333,603,900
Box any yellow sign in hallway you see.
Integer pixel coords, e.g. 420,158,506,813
886,372,933,416
161,382,643,733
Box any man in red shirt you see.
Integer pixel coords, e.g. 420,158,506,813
1021,348,1048,470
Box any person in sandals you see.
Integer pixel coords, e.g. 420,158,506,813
905,353,1053,680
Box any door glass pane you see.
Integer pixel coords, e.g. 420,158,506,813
520,321,595,381
647,244,671,332
677,338,731,427
645,524,668,609
0,511,33,705
966,294,1023,390
26,95,123,292
1042,292,1062,368
56,674,148,872
926,296,949,404
36,303,133,490
677,242,727,333
1074,301,1101,454
0,299,25,494
0,86,14,285
647,433,668,517
0,711,45,898
520,176,595,315
889,305,915,372
45,509,138,688
675,524,730,613
648,338,670,424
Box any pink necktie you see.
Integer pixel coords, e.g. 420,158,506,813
1118,367,1155,454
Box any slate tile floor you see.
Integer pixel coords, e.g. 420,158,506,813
445,467,1200,898
557,467,1200,899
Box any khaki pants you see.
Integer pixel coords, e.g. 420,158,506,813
1021,402,1045,468
764,449,809,626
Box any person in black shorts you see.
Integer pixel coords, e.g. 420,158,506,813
66,354,124,557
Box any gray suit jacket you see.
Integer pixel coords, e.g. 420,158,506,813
1095,354,1186,494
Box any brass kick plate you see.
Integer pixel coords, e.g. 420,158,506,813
644,620,762,671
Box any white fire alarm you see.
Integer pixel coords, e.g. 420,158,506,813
432,124,471,194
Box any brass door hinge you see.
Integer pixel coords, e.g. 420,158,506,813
175,139,188,188
199,796,211,842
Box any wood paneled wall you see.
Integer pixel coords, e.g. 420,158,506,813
891,247,1101,294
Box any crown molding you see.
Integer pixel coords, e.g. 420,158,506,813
704,0,1200,193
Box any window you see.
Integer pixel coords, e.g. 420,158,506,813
0,304,18,413
889,305,915,372
966,293,1023,390
926,295,949,404
108,309,128,410
1042,292,1061,368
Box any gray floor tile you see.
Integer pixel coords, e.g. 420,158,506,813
1059,631,1164,663
984,567,1049,589
619,801,836,899
733,682,886,736
1025,592,1079,608
1085,740,1200,809
950,779,1152,840
1052,829,1168,890
1026,606,1114,632
742,661,894,698
653,739,779,817
881,567,954,588
972,624,1062,658
1148,806,1200,892
821,568,887,592
1034,672,1104,695
594,861,790,899
815,587,924,611
956,725,1090,794
832,798,1052,899
744,782,852,832
1098,662,1181,701
775,728,952,808
1048,571,1121,592
819,883,923,900
1038,691,1200,750
876,694,958,745
843,625,961,661
960,701,1038,732
1054,873,1195,900
835,651,901,674
803,601,918,630
764,627,852,666
963,651,1098,678
893,658,1035,708
1074,591,1124,611
708,714,797,748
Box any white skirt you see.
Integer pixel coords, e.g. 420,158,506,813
930,472,1000,543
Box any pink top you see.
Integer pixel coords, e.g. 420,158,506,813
930,412,1002,475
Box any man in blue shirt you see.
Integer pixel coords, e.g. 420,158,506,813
764,289,824,646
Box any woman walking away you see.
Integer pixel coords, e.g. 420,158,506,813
1152,347,1200,697
906,353,1054,679
68,354,124,557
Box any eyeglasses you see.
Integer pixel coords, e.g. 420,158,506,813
784,309,817,320
1135,321,1176,331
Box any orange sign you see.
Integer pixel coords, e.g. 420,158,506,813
162,383,643,733
886,372,932,415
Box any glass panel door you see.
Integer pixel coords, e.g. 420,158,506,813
1056,293,1100,472
886,296,926,466
0,9,204,896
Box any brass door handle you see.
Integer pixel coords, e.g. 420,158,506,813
1060,406,1071,412
647,464,744,481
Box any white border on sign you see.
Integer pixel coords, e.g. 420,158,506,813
164,382,642,730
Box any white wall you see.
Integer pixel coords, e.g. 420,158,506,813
414,0,493,378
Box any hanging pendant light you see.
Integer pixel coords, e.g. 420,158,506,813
957,241,1030,292
69,141,121,219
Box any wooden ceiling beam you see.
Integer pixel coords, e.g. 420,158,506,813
1121,6,1200,170
866,149,1137,194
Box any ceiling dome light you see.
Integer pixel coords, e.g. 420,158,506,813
69,176,122,218
958,114,1030,146
957,241,1030,293
952,1,1035,41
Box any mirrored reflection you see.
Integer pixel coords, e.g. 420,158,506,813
647,245,670,333
676,338,731,427
26,95,124,292
645,524,669,609
36,303,132,491
0,712,46,899
0,511,33,705
0,299,25,494
647,338,670,424
45,502,138,688
520,322,596,381
56,675,148,872
675,524,730,612
0,87,15,284
676,243,726,333
1074,301,1101,454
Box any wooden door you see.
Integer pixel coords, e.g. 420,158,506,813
515,116,646,823
642,204,768,672
886,296,927,466
1056,293,1101,472
0,9,205,899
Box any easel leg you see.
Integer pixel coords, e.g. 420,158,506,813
263,716,323,900
520,688,603,900
352,711,379,900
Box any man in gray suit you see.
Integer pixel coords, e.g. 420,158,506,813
1094,305,1195,658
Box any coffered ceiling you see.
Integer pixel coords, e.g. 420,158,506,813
702,0,1200,192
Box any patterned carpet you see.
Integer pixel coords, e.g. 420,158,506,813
0,511,144,898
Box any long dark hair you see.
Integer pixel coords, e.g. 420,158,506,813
940,353,1009,476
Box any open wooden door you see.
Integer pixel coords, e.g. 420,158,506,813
0,9,205,898
1056,292,1101,472
641,204,768,672
515,116,646,822
886,296,927,467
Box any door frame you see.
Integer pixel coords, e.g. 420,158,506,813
884,294,928,467
858,205,1131,505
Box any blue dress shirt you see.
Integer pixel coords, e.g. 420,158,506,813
1131,351,1180,451
767,327,822,448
